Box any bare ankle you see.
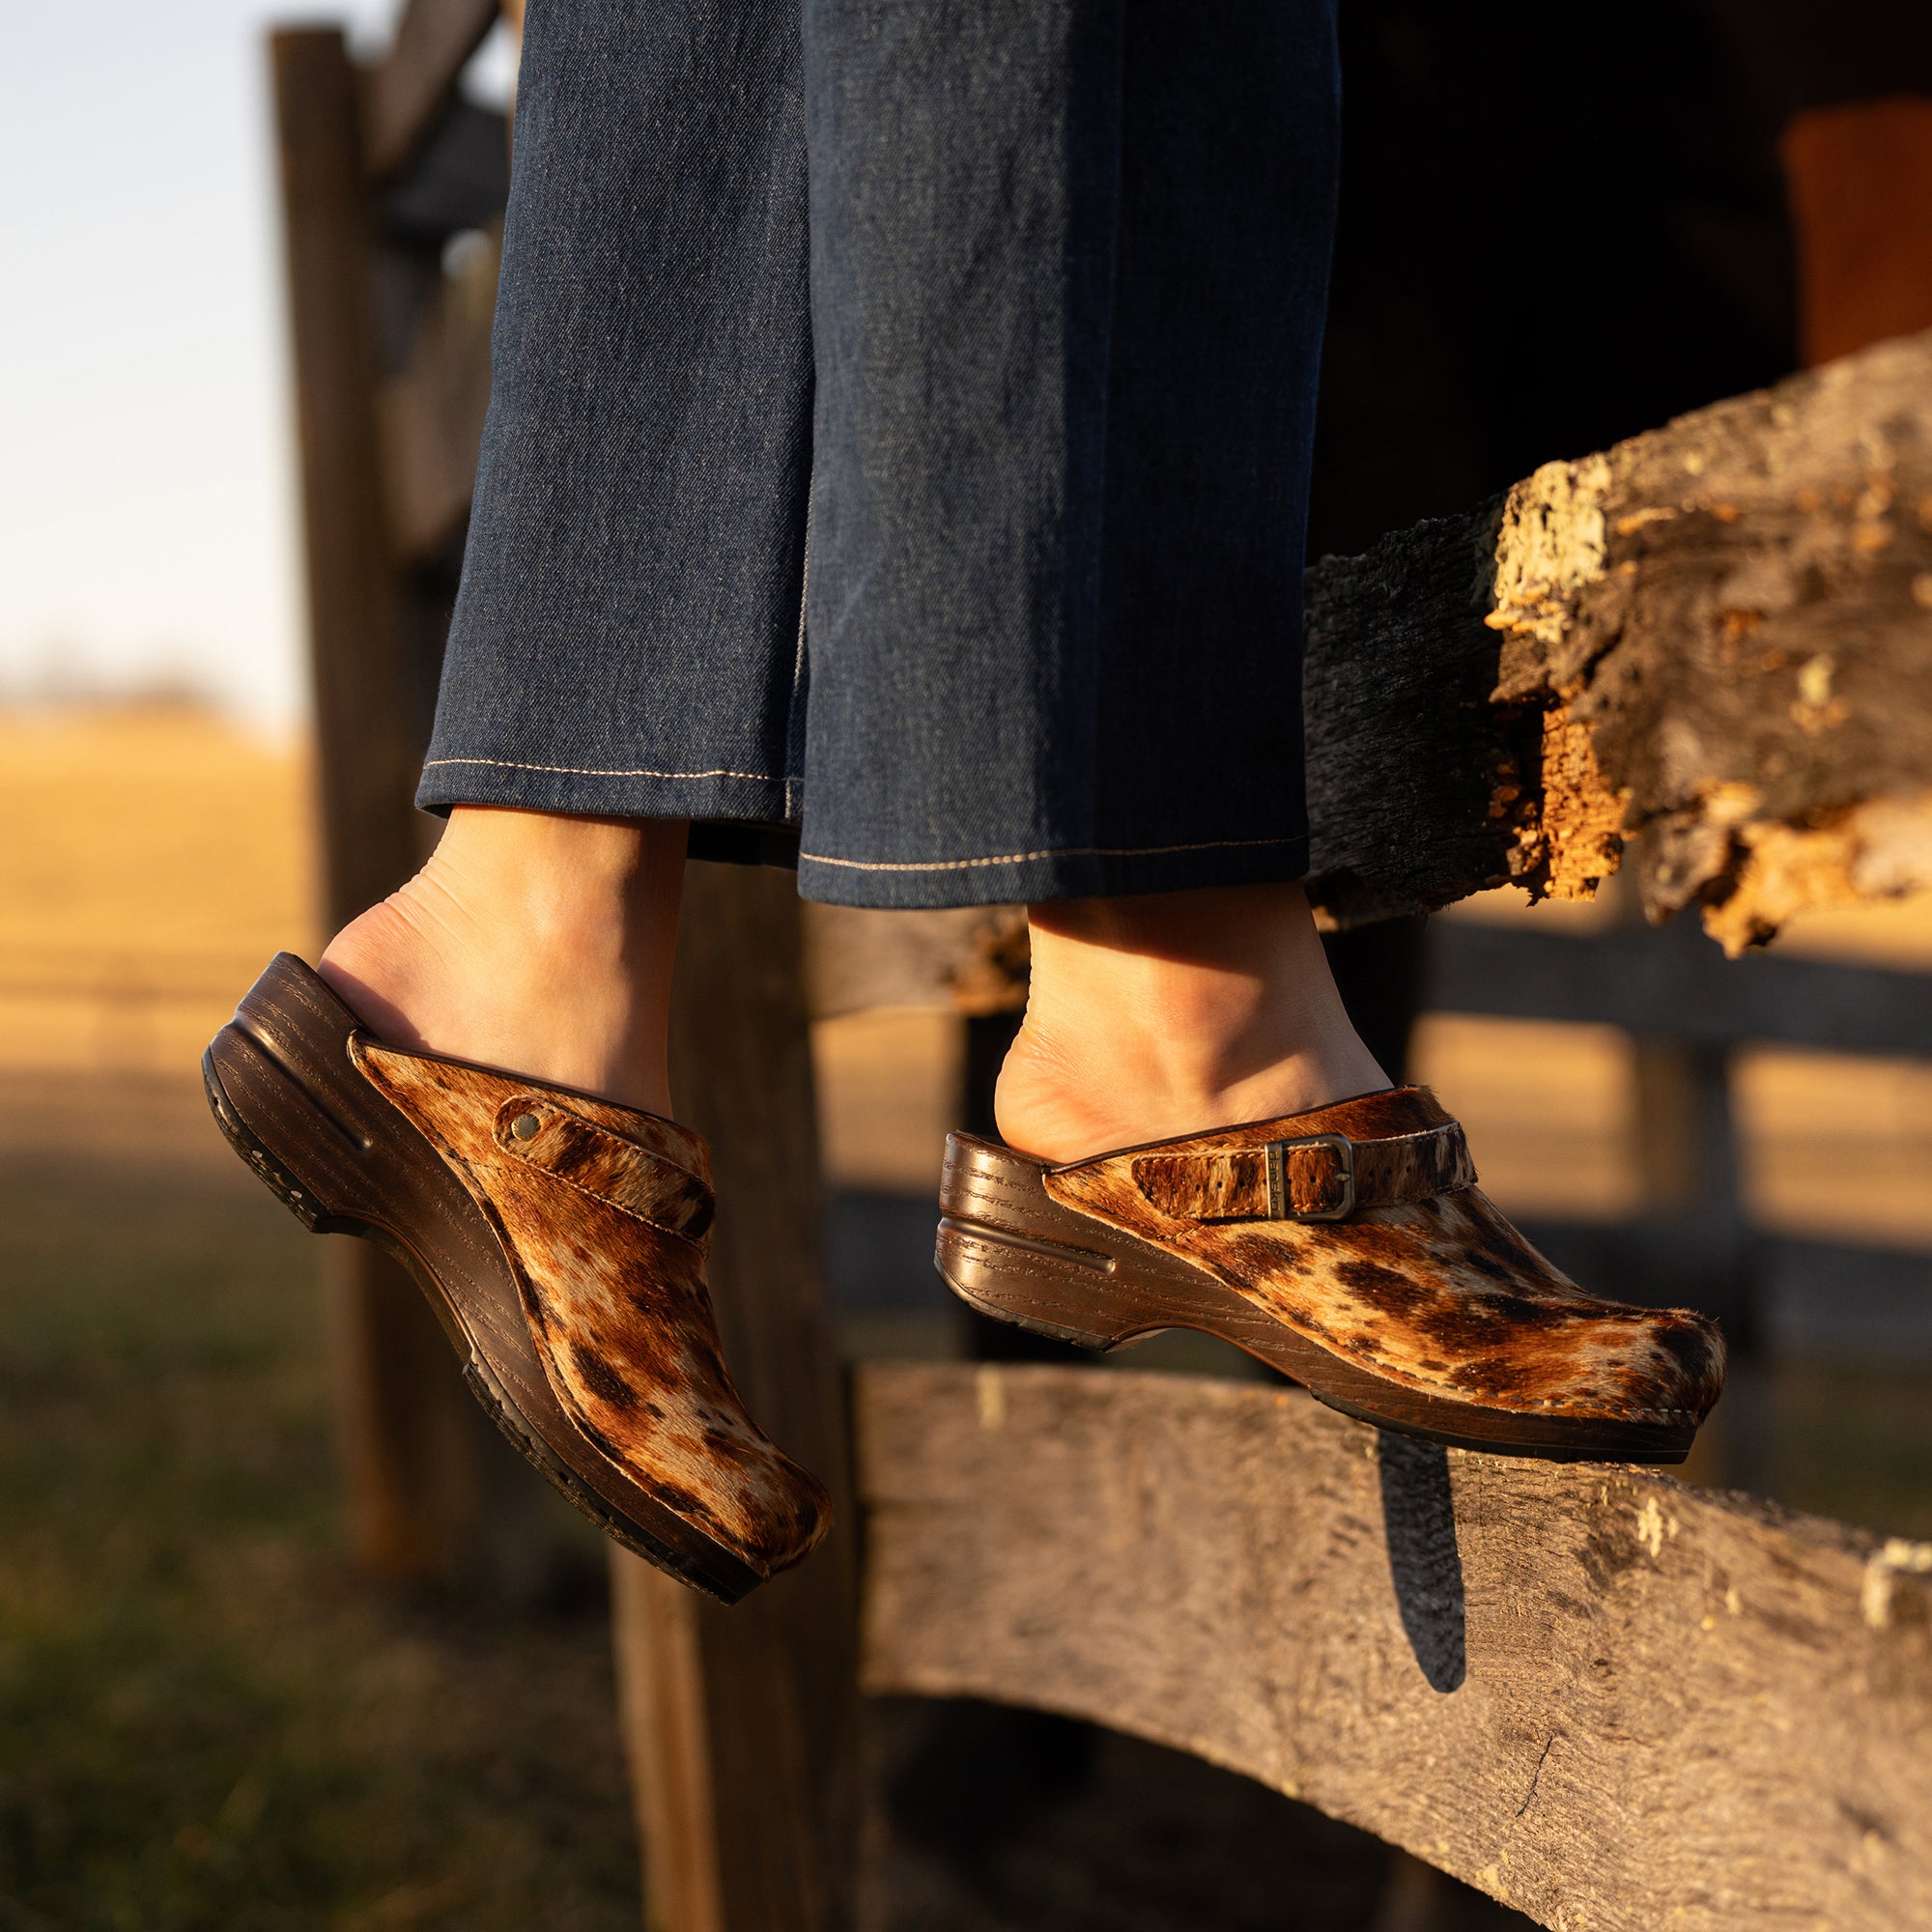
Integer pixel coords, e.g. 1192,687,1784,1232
993,882,1388,1162
318,807,687,1114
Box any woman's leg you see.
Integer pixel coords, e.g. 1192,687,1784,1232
796,5,1720,1459
204,0,839,1597
314,0,817,1117
420,0,812,838
798,1,1340,913
799,1,1381,1157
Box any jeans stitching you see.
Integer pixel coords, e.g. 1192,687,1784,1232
799,835,1303,871
422,757,797,783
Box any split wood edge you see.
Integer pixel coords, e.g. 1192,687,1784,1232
854,1362,1932,1932
1324,326,1932,952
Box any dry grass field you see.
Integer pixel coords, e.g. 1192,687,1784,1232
0,704,316,1084
1,701,1928,1927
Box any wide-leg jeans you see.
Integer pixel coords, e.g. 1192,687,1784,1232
419,0,1341,908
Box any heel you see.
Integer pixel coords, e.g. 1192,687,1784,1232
935,1132,1138,1349
203,1044,331,1231
202,953,394,1237
935,1131,1299,1362
935,1216,1130,1350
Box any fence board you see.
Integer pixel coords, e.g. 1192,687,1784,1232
801,898,1932,1045
1427,917,1932,1059
858,1363,1932,1932
273,26,512,1584
361,0,500,182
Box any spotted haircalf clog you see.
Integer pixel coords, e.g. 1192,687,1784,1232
937,1086,1724,1463
204,953,830,1601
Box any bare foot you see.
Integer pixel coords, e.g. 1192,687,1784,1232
316,807,686,1117
994,883,1389,1163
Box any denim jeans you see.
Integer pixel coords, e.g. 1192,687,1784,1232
419,0,1341,909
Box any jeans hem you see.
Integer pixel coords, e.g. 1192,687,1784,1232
795,833,1309,909
414,755,798,826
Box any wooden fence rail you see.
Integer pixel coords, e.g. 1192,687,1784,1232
1427,917,1932,1059
360,0,498,180
858,1364,1932,1932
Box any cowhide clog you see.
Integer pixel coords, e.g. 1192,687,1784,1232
937,1086,1724,1463
203,952,830,1602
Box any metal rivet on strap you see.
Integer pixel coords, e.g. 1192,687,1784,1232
510,1111,542,1141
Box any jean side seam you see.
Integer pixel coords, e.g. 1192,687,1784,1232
422,756,800,783
799,834,1303,872
782,470,814,815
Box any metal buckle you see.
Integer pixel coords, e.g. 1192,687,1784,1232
1264,1133,1356,1221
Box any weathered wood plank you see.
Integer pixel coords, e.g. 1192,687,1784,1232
1305,329,1932,947
801,885,1932,1042
1425,916,1932,1058
802,904,1028,1021
361,0,500,183
857,1363,1932,1932
273,29,421,929
381,99,510,244
611,863,860,1932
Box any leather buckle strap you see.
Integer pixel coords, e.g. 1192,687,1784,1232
1265,1133,1354,1221
1128,1118,1474,1224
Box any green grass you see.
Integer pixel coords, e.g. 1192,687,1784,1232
0,1153,639,1931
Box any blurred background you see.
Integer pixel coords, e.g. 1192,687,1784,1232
3,1,1930,1927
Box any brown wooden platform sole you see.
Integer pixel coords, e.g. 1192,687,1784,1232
203,955,763,1602
936,1133,1695,1463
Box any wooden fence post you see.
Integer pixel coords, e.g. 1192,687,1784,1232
1610,879,1759,1490
611,861,860,1932
271,25,523,1586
